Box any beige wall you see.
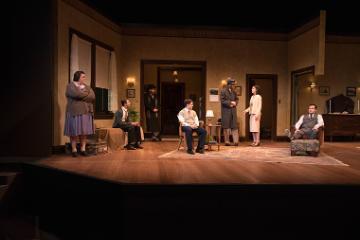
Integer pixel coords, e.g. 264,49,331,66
288,26,320,73
120,36,289,136
293,40,360,115
54,0,122,145
323,42,360,112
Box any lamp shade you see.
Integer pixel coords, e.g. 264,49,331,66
206,110,214,118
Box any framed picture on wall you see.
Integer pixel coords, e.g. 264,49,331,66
319,86,330,96
234,85,242,96
346,87,356,97
209,88,219,102
127,88,136,98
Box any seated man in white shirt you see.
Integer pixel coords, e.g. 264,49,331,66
286,104,324,140
177,99,207,155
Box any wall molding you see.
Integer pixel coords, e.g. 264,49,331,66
326,35,360,44
121,18,322,42
122,24,289,41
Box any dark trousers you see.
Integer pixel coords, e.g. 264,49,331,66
182,126,207,151
119,124,142,146
293,128,318,139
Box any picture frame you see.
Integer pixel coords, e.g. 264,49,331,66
209,88,219,95
127,88,136,98
319,86,330,96
234,85,242,96
209,88,219,102
346,87,356,97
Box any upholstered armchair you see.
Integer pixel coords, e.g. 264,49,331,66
290,126,324,157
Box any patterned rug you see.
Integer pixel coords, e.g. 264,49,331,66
158,147,348,166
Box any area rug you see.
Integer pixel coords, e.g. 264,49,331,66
158,147,348,166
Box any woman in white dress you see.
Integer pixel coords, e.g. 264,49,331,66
243,85,262,146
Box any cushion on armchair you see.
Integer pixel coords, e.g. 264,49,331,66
291,139,320,152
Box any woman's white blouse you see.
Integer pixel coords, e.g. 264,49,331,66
247,94,262,115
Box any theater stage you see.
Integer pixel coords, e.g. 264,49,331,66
36,141,360,184
3,141,360,239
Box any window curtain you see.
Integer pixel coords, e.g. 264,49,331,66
70,33,92,85
95,46,110,89
69,34,79,82
110,51,118,112
77,38,92,85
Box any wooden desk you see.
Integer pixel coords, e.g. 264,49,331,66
206,124,221,151
322,114,360,141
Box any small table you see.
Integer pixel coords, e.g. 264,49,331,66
206,124,221,151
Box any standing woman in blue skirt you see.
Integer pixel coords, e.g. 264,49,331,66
64,71,95,157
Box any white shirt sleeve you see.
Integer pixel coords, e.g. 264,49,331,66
177,110,190,126
314,114,324,129
121,109,126,122
295,115,304,130
194,114,199,127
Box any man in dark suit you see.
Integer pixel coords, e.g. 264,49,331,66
113,99,143,150
220,79,239,146
144,84,161,141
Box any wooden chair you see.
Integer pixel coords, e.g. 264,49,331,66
177,121,204,150
290,126,324,157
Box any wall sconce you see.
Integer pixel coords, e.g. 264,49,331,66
126,77,135,88
221,79,227,87
310,82,316,91
173,70,179,82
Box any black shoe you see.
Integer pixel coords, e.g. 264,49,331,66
126,145,137,150
71,152,77,157
80,151,89,157
135,144,144,149
253,142,261,147
196,149,205,154
187,150,195,155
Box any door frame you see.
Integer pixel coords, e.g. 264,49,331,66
290,66,315,125
140,60,207,133
245,74,278,141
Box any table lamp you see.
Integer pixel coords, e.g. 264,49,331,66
206,110,214,126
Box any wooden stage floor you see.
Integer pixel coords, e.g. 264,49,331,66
36,141,360,184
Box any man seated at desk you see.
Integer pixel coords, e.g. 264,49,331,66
113,99,143,150
177,99,207,155
286,104,324,140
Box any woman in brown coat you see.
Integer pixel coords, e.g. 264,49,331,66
64,71,95,157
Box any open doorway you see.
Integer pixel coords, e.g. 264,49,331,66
160,82,185,135
290,66,315,125
140,60,206,137
246,74,278,141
